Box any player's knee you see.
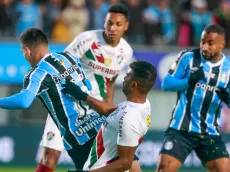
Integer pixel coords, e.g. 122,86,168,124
40,147,61,169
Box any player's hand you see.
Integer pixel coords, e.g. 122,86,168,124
216,87,230,104
188,67,205,87
61,80,88,101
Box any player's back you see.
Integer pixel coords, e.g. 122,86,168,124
24,52,105,149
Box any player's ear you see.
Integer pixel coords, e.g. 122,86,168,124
131,81,138,89
124,21,129,31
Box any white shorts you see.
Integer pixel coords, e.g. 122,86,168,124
40,114,65,151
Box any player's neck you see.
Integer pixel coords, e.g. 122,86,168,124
211,53,222,63
32,47,49,67
126,94,147,104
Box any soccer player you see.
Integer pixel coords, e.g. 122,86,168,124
38,3,139,172
157,24,230,172
61,60,157,172
0,28,106,172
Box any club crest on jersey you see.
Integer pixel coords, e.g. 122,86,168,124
104,58,112,67
219,73,228,82
146,115,151,127
117,55,124,64
47,131,55,141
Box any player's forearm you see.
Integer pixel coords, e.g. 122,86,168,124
86,96,117,116
104,84,115,104
0,89,35,109
162,74,188,92
89,158,131,172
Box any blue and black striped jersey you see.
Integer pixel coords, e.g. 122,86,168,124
23,52,106,150
163,49,230,135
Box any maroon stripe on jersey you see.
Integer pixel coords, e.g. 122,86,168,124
106,156,119,165
97,128,105,158
91,42,104,63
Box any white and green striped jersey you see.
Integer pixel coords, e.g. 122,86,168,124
83,99,151,171
65,29,133,101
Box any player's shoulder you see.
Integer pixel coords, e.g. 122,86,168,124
119,37,133,53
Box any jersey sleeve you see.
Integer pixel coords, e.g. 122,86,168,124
117,109,142,147
161,50,192,91
65,31,93,59
23,67,48,95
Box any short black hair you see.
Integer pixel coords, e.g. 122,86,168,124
130,60,157,93
204,24,225,36
107,3,129,21
20,28,48,47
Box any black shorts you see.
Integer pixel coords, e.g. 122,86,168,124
67,137,139,169
160,128,229,165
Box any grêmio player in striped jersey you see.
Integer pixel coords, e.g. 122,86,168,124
37,3,140,172
157,24,230,172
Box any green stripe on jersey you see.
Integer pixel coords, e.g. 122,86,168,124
85,49,96,61
88,139,97,169
94,74,106,98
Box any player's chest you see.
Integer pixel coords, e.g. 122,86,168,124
202,63,229,86
83,42,127,69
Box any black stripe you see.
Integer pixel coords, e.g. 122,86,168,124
213,103,221,133
45,55,73,81
200,66,220,133
57,52,87,86
79,100,87,118
180,49,201,131
57,52,76,65
39,74,78,146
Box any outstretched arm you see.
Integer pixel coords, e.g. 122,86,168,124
86,96,117,116
0,89,35,109
62,80,117,116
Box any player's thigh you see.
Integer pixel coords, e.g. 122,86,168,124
157,129,193,172
205,157,230,172
40,147,61,169
195,134,229,170
40,114,65,151
130,160,142,172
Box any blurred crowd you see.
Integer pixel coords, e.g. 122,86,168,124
1,0,230,47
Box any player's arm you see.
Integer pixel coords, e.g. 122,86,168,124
162,50,191,92
0,89,35,109
104,75,118,104
0,68,47,109
86,96,117,116
216,83,230,108
62,80,117,116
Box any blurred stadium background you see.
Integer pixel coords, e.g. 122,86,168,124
1,0,230,171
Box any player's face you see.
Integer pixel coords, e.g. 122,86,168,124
200,31,225,62
104,12,128,43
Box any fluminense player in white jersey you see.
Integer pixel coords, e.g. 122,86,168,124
61,60,157,172
36,4,135,172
